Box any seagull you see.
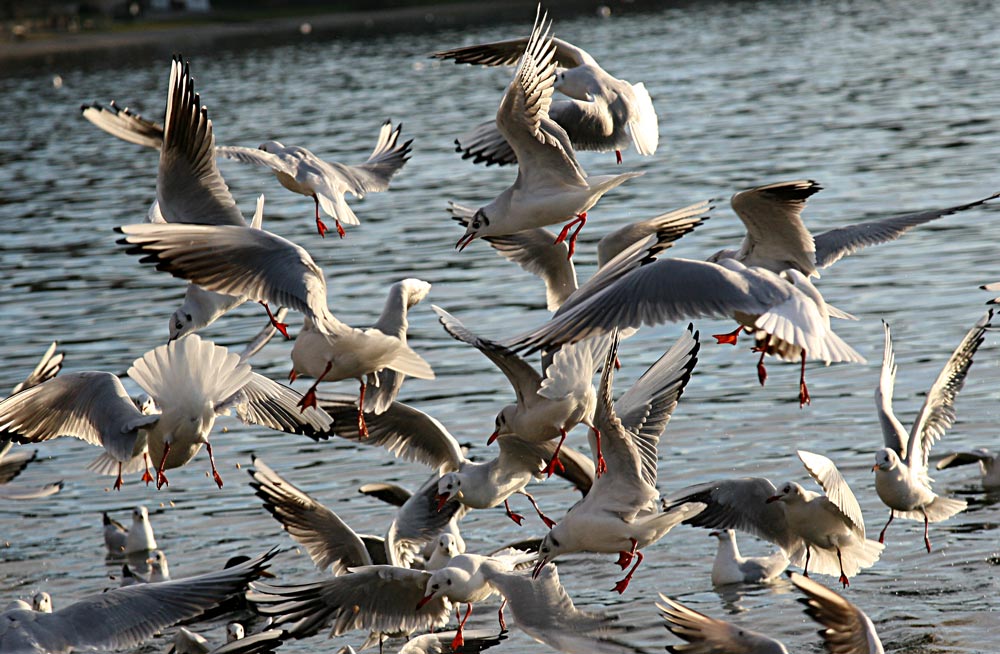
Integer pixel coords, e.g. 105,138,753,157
658,571,884,654
534,328,706,594
434,304,608,477
336,629,508,654
706,179,1000,278
0,334,332,490
168,622,285,654
314,393,595,528
0,550,278,654
663,450,884,588
982,281,1000,303
82,64,412,240
248,456,464,574
434,26,658,166
451,8,643,259
288,279,436,438
872,311,991,551
936,448,1000,491
707,529,789,586
479,561,640,654
30,593,51,614
504,231,865,406
417,551,534,650
447,200,711,312
216,121,412,238
102,505,158,557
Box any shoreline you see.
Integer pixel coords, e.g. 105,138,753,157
0,0,624,71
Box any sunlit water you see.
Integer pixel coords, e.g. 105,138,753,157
1,0,999,651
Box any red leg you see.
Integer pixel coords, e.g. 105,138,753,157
205,441,224,488
504,499,525,526
156,442,171,489
615,149,622,165
357,380,369,439
923,510,932,553
520,491,556,529
114,462,124,491
878,510,894,544
612,550,643,594
553,213,587,259
297,361,332,413
498,598,508,631
616,537,638,569
259,301,290,339
313,196,328,238
334,220,346,239
712,325,742,345
593,427,607,477
141,451,154,486
837,547,849,588
450,603,473,650
754,347,767,386
543,428,568,477
798,350,811,407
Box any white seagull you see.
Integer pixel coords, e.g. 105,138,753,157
936,448,1000,491
102,505,158,557
217,121,412,238
871,311,991,550
534,328,706,594
451,8,643,259
0,550,277,654
0,335,332,490
707,179,1000,278
434,27,658,166
663,450,884,587
707,529,789,586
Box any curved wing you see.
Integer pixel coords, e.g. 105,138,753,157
815,191,1000,269
314,393,464,472
0,372,156,463
248,456,372,575
657,594,788,654
433,35,592,69
216,145,299,177
248,566,446,639
228,373,332,439
81,100,164,149
454,120,517,166
386,474,464,569
729,180,821,276
11,342,64,395
495,10,588,187
0,449,37,484
157,57,245,227
115,223,335,329
596,201,711,269
661,478,798,554
875,321,910,457
790,572,884,654
906,309,993,471
433,306,543,407
13,550,277,653
797,450,865,537
344,120,413,194
936,449,995,471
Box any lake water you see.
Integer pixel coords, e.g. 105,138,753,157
1,0,999,651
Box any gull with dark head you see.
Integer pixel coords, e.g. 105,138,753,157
451,8,643,259
871,311,991,550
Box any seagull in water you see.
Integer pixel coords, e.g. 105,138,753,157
451,8,643,259
707,529,789,586
871,311,991,551
103,505,158,557
936,448,1000,491
663,450,884,588
434,26,658,166
0,334,332,490
534,328,706,594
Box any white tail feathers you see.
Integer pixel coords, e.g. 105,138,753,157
386,343,435,380
127,334,253,413
802,537,884,579
628,82,659,156
899,496,968,523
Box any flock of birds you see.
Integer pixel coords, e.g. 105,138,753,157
1,5,999,654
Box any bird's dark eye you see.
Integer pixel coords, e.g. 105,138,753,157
472,220,480,229
175,320,183,330
550,537,560,548
446,579,452,586
184,313,192,321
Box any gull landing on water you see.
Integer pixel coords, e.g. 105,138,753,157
451,8,642,260
872,311,990,551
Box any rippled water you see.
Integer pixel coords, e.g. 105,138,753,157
2,0,1000,651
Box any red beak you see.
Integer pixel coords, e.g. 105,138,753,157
487,430,499,445
765,495,782,504
416,593,435,610
532,558,546,579
435,493,451,512
456,232,476,251
871,464,880,472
